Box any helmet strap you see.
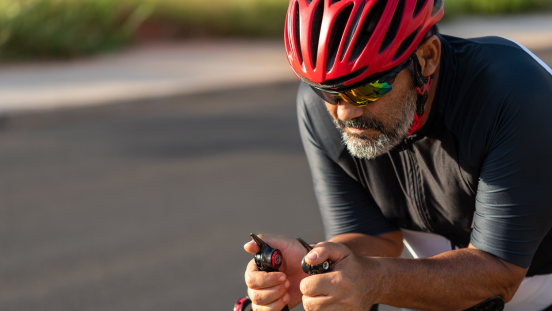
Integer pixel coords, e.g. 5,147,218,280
408,53,434,136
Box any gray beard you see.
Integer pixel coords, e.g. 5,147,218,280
335,89,417,160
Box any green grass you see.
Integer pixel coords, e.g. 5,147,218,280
0,0,551,60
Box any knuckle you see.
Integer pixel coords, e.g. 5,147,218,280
245,274,254,287
299,279,310,295
247,288,255,300
254,298,281,311
329,274,340,286
342,296,355,308
249,290,264,304
302,298,313,311
326,274,339,288
257,305,276,311
303,297,322,311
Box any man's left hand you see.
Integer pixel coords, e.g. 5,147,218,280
300,242,385,311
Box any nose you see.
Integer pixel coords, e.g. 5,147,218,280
337,100,364,121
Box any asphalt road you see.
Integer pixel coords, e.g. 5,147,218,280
0,82,349,311
1,49,550,311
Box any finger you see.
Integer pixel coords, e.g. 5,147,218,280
245,259,287,289
244,240,260,254
302,295,335,311
304,241,351,266
300,272,338,297
248,279,290,306
252,292,290,311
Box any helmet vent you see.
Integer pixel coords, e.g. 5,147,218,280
432,0,443,16
340,1,365,62
413,0,426,18
393,27,419,61
319,66,367,88
379,0,405,53
331,0,342,4
306,0,312,4
326,4,354,71
350,0,386,61
310,0,324,69
294,2,304,66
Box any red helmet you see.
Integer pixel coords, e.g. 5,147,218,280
285,0,444,89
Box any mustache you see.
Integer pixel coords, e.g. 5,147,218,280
336,115,385,133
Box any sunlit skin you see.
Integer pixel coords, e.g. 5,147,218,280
243,232,403,311
326,36,441,141
243,37,528,311
327,67,413,140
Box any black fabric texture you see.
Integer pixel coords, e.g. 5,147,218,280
297,35,552,276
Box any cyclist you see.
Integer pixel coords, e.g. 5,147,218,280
244,0,552,310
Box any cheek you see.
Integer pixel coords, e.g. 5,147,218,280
325,102,338,120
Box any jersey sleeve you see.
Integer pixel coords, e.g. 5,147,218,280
296,83,399,240
469,43,552,269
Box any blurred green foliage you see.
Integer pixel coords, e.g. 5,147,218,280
446,0,552,15
144,0,289,37
0,0,145,59
0,0,551,60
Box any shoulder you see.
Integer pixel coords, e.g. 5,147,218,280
437,35,552,160
297,83,345,162
445,35,551,92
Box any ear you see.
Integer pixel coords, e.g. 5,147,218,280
415,36,441,77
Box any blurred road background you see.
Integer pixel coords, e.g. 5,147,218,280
1,1,552,310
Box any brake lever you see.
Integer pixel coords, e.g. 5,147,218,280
250,233,283,273
296,237,331,275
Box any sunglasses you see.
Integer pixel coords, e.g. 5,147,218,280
310,57,413,107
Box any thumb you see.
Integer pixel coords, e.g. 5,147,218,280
304,242,351,266
244,240,260,254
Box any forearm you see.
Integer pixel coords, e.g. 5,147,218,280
330,231,403,258
374,247,526,311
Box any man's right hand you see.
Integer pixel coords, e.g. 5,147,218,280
244,235,309,311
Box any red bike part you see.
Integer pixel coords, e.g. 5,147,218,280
234,297,252,311
271,250,283,270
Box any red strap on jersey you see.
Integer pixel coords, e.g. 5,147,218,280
408,112,425,137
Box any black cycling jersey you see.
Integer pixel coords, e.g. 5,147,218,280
297,35,552,277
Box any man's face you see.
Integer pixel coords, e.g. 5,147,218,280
325,68,417,160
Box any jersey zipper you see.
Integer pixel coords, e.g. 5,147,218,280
403,139,433,232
